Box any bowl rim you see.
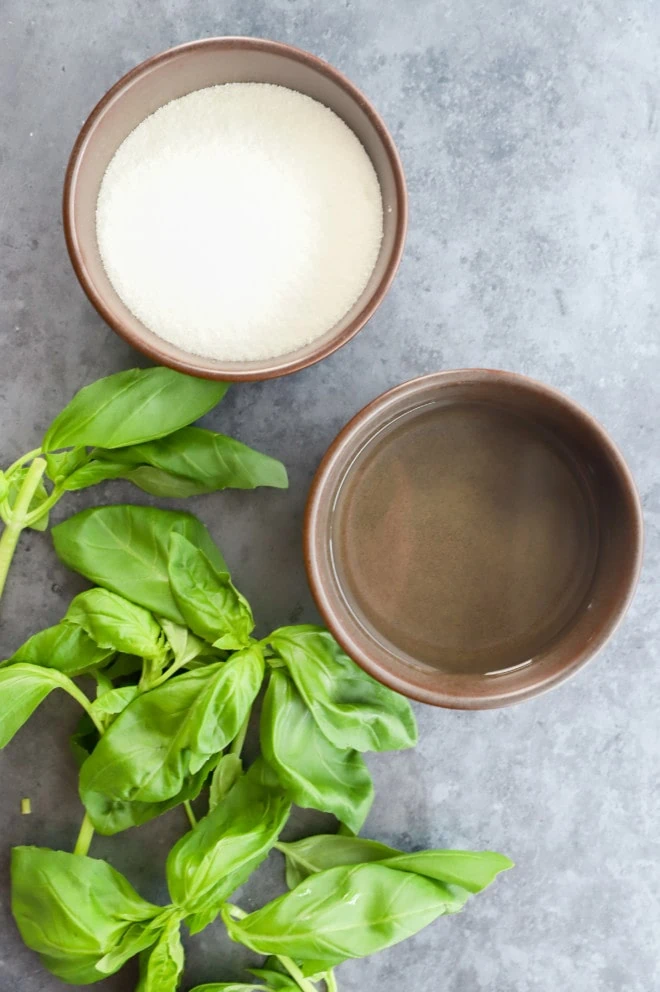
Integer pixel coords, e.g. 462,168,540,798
62,36,408,381
304,368,644,709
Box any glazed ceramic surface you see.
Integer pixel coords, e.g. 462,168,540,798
306,370,642,708
64,38,407,380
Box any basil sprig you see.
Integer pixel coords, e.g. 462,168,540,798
0,366,287,602
2,504,511,989
11,791,511,991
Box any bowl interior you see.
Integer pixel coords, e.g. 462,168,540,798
305,370,642,708
65,39,405,379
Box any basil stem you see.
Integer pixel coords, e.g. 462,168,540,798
73,813,95,858
184,801,198,830
325,972,339,992
226,906,317,992
0,457,47,598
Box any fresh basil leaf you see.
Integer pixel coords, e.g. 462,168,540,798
223,863,468,968
95,912,168,974
80,649,264,817
187,647,264,772
70,713,99,768
11,846,161,983
42,367,228,451
248,967,298,991
299,961,338,980
248,959,300,990
93,670,115,698
167,761,290,932
209,753,243,810
60,430,287,498
83,757,217,835
52,505,227,623
276,835,513,893
28,510,50,530
136,913,184,992
4,622,113,676
269,626,417,752
6,468,50,530
44,446,88,485
120,464,203,498
189,986,271,992
277,834,398,889
0,664,82,747
59,458,131,491
261,671,373,835
168,533,254,650
90,685,139,722
94,426,288,496
64,588,168,663
168,532,254,649
159,617,214,668
104,652,144,680
379,850,514,892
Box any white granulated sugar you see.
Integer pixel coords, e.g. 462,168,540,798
96,83,384,362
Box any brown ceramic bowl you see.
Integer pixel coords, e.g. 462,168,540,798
305,370,643,708
63,37,407,381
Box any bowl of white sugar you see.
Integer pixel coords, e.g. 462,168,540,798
63,37,407,380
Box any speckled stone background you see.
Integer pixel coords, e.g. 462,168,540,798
1,1,658,990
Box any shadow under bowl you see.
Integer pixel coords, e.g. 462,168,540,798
305,369,643,709
63,37,407,381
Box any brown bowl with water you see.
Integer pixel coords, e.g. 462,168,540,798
63,37,407,381
305,370,642,708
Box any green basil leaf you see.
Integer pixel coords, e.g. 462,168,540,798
223,863,467,968
189,986,271,992
276,835,513,893
378,850,514,892
60,430,287,498
6,467,50,530
64,587,168,663
270,626,417,752
52,505,227,623
104,652,144,680
261,671,373,834
80,649,263,815
136,914,184,992
209,753,243,810
187,647,264,772
44,447,88,484
90,685,139,722
168,532,254,649
299,962,337,979
277,834,398,889
70,713,99,768
4,622,113,676
28,511,50,532
248,959,300,990
83,757,217,835
159,618,214,669
96,913,167,974
94,426,288,496
0,664,81,747
118,464,203,498
42,367,228,451
59,458,131,491
11,846,161,983
167,761,290,930
248,967,298,991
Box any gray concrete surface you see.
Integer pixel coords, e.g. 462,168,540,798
1,1,659,990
